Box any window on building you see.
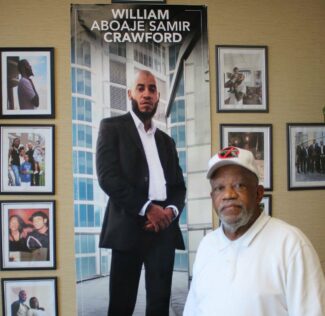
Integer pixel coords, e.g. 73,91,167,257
100,250,110,275
73,124,92,149
174,231,188,271
174,252,189,271
110,86,127,111
110,60,126,85
76,256,97,281
171,125,186,148
169,44,181,71
170,99,185,124
105,42,126,57
178,150,186,173
73,69,92,96
77,178,94,201
134,43,166,74
75,40,91,67
74,204,79,227
179,205,187,226
176,74,184,97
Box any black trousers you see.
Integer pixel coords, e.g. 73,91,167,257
108,232,175,316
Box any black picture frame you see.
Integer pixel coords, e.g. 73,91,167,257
287,123,325,190
0,200,56,270
220,124,273,190
112,0,165,2
260,194,272,216
0,47,55,118
1,277,58,316
216,45,268,112
0,124,55,194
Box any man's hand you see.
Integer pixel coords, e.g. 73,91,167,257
144,203,172,232
164,207,175,222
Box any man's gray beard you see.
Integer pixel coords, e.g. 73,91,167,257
219,206,253,234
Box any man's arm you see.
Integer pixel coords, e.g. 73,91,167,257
20,79,39,107
31,93,39,107
11,301,18,316
286,242,325,315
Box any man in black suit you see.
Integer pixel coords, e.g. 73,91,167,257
320,140,325,173
96,70,186,316
11,289,29,316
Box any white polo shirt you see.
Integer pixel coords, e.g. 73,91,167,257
184,212,325,316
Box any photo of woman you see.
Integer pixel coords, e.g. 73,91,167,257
1,201,55,270
9,214,32,253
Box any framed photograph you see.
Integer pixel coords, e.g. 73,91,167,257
1,277,58,316
0,47,54,118
260,194,272,216
220,124,273,190
112,0,165,2
216,45,268,112
0,200,56,270
0,124,55,194
287,123,325,190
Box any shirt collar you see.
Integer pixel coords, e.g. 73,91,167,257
130,110,156,134
217,212,271,250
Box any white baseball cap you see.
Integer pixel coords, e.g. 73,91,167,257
207,146,260,180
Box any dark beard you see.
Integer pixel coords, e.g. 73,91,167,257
131,98,158,122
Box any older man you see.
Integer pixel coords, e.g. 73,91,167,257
184,146,325,316
96,70,186,316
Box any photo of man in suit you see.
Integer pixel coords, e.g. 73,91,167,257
96,69,186,316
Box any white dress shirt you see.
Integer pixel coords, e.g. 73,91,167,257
130,110,178,217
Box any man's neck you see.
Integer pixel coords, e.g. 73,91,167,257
37,227,48,234
143,119,152,132
130,110,153,132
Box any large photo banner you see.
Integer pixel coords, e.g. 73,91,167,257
71,4,211,315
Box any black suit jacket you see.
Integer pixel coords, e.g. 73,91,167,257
11,300,29,316
96,113,186,251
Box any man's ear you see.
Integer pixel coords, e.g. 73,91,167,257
256,185,265,204
127,89,132,100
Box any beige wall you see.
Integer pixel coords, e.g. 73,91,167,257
0,0,324,315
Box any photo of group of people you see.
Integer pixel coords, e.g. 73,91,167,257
288,124,325,189
1,278,57,316
8,136,45,188
0,125,54,194
295,139,325,176
1,201,55,270
220,124,273,190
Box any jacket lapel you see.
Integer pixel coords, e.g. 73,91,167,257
123,113,146,157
